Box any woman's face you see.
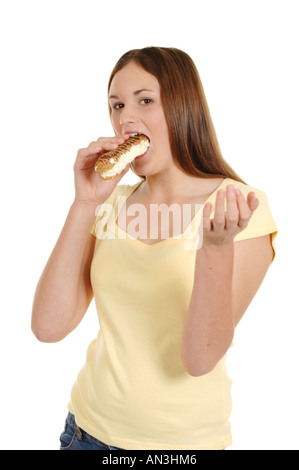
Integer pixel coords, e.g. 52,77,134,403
108,61,173,177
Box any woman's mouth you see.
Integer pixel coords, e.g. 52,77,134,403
134,147,149,160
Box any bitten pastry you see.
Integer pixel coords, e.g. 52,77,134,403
94,134,150,180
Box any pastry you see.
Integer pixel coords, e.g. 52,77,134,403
94,134,150,180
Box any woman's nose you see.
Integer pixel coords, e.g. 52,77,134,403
119,106,138,125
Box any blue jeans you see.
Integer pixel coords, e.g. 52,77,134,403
60,412,125,450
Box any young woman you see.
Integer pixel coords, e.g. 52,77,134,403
32,47,278,450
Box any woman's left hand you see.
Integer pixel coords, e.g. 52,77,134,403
202,184,259,247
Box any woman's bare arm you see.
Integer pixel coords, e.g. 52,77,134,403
181,185,273,376
31,201,97,342
31,135,130,342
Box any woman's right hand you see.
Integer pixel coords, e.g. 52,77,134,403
73,134,130,205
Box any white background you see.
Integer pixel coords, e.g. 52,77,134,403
0,0,298,450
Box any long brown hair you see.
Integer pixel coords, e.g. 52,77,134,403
108,47,247,185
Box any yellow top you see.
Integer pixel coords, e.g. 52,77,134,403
68,177,278,450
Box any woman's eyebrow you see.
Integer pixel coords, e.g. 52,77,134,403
109,89,155,100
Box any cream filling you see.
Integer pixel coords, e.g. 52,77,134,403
101,139,150,179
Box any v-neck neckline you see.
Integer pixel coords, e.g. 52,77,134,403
114,177,230,249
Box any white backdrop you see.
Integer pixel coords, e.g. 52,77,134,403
0,0,297,450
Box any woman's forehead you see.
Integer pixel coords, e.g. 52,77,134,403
109,62,160,95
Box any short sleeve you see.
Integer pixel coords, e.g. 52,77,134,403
233,187,278,262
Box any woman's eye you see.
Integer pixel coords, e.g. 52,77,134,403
141,98,152,105
112,99,152,109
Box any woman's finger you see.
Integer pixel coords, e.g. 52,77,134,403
202,202,213,231
235,188,253,229
247,191,259,212
213,190,226,230
225,185,239,231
